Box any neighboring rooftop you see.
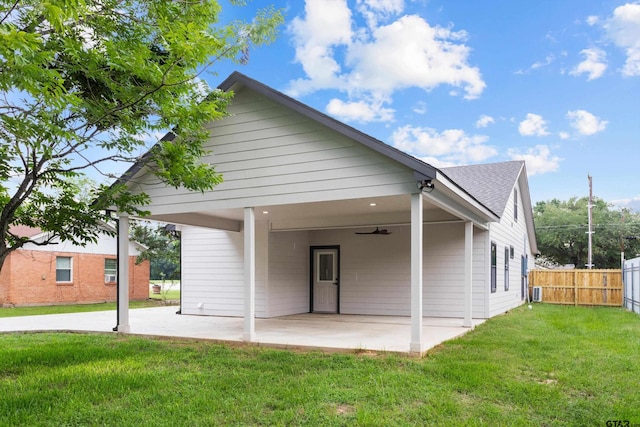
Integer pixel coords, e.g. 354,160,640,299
8,225,42,238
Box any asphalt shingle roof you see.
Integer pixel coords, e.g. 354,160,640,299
441,161,524,217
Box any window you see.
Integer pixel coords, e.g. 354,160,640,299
317,252,336,282
56,256,72,282
510,245,515,259
490,242,497,293
104,259,117,283
514,189,518,222
504,247,510,291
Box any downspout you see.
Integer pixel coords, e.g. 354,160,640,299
107,210,119,332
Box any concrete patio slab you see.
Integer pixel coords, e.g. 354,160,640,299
0,306,484,355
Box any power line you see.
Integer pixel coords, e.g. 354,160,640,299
536,223,640,230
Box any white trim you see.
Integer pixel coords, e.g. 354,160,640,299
463,221,473,327
243,207,256,341
116,215,130,333
410,193,424,353
55,256,73,283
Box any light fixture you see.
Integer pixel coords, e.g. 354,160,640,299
369,203,377,207
262,211,269,215
417,179,435,193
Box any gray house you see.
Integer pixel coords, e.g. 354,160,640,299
114,72,537,353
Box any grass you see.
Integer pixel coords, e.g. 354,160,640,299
0,300,166,318
0,304,638,426
148,288,180,301
148,280,180,301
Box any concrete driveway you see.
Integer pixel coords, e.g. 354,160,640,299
0,306,483,355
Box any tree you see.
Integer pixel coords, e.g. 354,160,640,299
130,221,180,281
534,197,640,268
0,0,284,271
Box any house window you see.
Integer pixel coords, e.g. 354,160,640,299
514,189,518,222
56,256,72,282
490,242,497,293
504,247,510,291
510,245,515,259
104,259,117,283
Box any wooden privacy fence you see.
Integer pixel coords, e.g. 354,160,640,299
529,269,622,306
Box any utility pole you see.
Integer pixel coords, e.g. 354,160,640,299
586,175,594,269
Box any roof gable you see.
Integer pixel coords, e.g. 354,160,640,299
218,72,437,181
441,161,524,216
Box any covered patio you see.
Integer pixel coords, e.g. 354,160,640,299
0,307,484,355
109,73,535,355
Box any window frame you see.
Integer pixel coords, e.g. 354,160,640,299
104,258,117,283
56,256,73,283
504,246,510,291
490,242,497,293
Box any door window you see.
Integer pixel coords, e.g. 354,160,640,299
317,252,336,282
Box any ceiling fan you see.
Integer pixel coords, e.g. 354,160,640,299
355,227,392,235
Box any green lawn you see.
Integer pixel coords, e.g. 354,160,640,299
0,300,166,318
148,280,180,301
0,304,638,426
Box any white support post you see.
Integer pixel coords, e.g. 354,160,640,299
463,221,474,328
116,214,130,332
243,207,256,342
410,192,424,353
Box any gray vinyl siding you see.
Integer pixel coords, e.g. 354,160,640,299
181,226,244,316
473,229,490,318
180,224,268,317
310,226,410,316
130,88,416,215
267,231,310,317
487,182,531,317
308,223,485,317
180,222,490,319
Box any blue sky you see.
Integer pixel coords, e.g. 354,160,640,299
204,0,640,211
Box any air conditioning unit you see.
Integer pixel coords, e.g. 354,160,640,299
532,286,543,302
105,274,117,283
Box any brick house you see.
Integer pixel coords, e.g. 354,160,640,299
0,224,149,307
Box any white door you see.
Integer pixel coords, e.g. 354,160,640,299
312,248,339,313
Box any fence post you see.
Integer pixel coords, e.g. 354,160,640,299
574,270,578,306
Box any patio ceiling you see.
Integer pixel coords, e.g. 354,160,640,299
145,193,463,232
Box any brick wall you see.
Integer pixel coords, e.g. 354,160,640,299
1,249,150,306
0,254,10,306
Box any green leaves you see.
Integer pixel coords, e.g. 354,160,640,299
534,197,640,268
0,0,284,268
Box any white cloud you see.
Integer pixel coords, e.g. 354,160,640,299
412,101,427,115
604,2,640,76
356,0,404,28
611,195,640,211
531,55,554,70
515,55,554,74
566,110,608,135
288,0,353,94
475,114,495,128
559,131,570,140
287,0,486,123
390,125,497,165
570,48,608,80
508,145,562,176
586,15,600,26
519,113,550,136
326,98,395,122
345,15,485,100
